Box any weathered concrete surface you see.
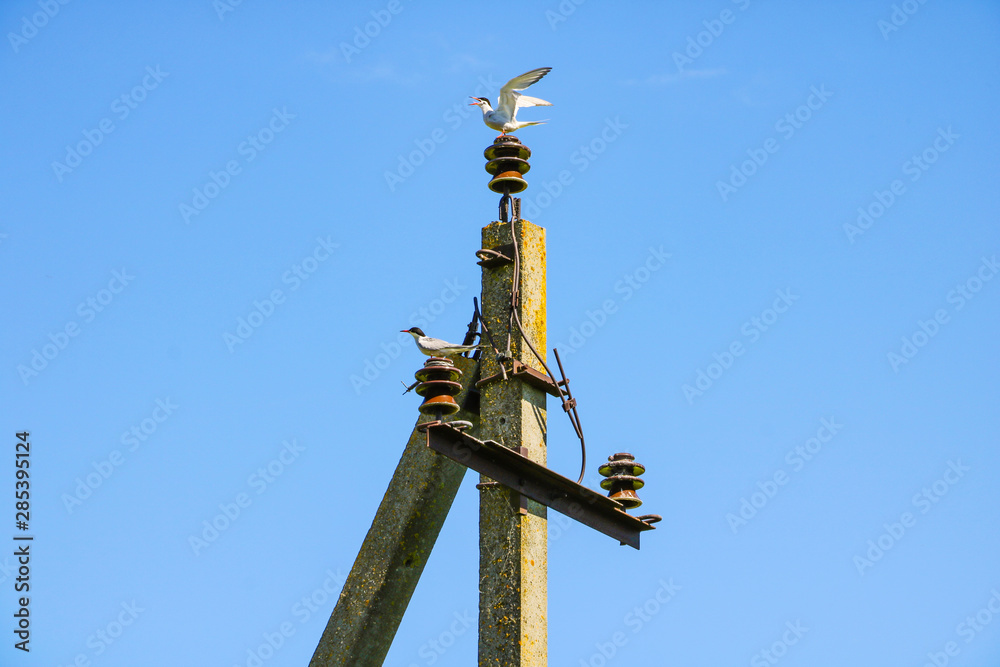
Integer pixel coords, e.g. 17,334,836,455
309,355,480,666
478,218,548,666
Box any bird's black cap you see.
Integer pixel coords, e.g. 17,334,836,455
402,327,426,336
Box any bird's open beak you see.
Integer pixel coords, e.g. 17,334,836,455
468,97,479,106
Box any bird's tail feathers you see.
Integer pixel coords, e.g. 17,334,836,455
518,120,548,128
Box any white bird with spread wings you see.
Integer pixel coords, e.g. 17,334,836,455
470,67,552,136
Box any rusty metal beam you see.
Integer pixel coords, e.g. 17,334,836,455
426,423,654,549
308,356,480,667
476,359,566,398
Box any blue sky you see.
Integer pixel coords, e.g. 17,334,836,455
2,1,999,665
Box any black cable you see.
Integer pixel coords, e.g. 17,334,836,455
473,297,506,380
507,218,588,485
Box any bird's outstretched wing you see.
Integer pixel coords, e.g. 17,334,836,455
496,67,552,119
514,94,552,109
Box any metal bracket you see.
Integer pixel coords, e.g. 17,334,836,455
476,359,566,398
425,423,655,549
476,243,516,268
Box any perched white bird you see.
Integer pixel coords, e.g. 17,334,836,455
402,327,481,357
470,67,552,136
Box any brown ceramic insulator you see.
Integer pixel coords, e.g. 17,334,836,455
599,453,647,510
488,172,528,194
484,136,531,194
606,486,643,510
485,157,530,175
418,394,461,416
414,379,463,397
413,357,464,417
483,136,531,161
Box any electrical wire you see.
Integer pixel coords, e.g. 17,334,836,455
473,208,590,485
506,217,588,484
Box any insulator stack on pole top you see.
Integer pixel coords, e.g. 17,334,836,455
414,358,463,417
484,135,531,194
599,453,646,510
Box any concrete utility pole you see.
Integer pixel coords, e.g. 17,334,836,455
309,355,480,666
477,217,548,665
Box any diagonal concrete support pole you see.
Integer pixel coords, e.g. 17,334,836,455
309,355,480,666
478,218,548,665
